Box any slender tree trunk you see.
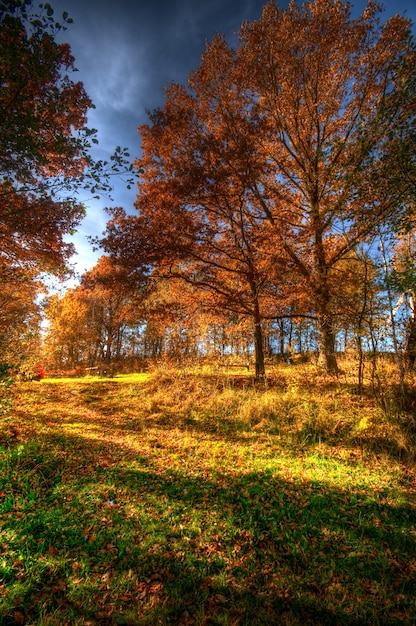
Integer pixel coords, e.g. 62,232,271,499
253,318,265,380
355,334,364,393
354,254,371,393
105,332,112,364
405,294,416,369
251,282,266,380
279,319,285,357
379,234,406,403
406,316,416,369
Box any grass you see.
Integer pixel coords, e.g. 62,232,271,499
0,363,415,625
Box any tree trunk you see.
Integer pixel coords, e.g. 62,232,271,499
254,319,265,380
105,332,113,364
279,319,285,357
250,281,266,380
313,234,339,374
379,234,406,403
252,303,266,380
405,314,416,369
355,333,364,393
317,313,339,373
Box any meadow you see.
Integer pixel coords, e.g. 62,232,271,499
1,361,415,625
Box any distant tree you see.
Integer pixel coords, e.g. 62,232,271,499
80,256,144,364
330,249,382,390
135,277,257,365
42,288,92,370
42,255,146,371
0,267,43,364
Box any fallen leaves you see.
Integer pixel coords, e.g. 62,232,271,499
0,375,415,625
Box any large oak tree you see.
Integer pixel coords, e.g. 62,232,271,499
101,0,415,374
237,0,415,372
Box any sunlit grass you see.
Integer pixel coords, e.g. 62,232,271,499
1,363,415,624
42,372,150,384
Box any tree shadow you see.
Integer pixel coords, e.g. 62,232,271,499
2,427,415,625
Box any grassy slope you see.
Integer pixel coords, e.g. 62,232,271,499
0,365,415,625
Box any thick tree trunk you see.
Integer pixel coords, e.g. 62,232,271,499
314,264,339,373
317,314,339,373
318,316,339,374
312,225,339,374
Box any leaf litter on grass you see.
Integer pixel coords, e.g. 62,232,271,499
0,371,415,624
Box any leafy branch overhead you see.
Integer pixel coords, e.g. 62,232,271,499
0,0,135,275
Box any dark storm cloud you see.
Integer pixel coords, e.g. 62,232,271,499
49,0,273,273
48,0,415,276
56,0,268,115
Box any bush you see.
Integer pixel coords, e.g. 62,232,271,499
18,363,45,382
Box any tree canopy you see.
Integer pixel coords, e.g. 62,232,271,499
99,0,415,375
0,0,132,276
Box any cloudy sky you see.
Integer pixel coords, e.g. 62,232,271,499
49,0,416,279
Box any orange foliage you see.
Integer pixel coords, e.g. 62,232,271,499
100,0,415,373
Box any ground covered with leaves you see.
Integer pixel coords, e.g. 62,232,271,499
1,366,416,624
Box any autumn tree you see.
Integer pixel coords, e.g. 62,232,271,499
80,256,144,365
101,70,293,378
101,204,283,378
1,0,84,273
0,268,43,365
111,0,414,375
328,249,383,389
42,255,146,371
235,0,415,372
0,0,135,383
133,276,257,365
0,0,132,275
42,288,91,370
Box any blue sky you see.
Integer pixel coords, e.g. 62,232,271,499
49,0,416,280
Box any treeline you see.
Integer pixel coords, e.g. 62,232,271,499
40,245,415,383
1,0,415,390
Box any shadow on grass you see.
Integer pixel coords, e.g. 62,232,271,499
1,427,415,625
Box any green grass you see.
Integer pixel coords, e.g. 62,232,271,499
0,366,415,624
